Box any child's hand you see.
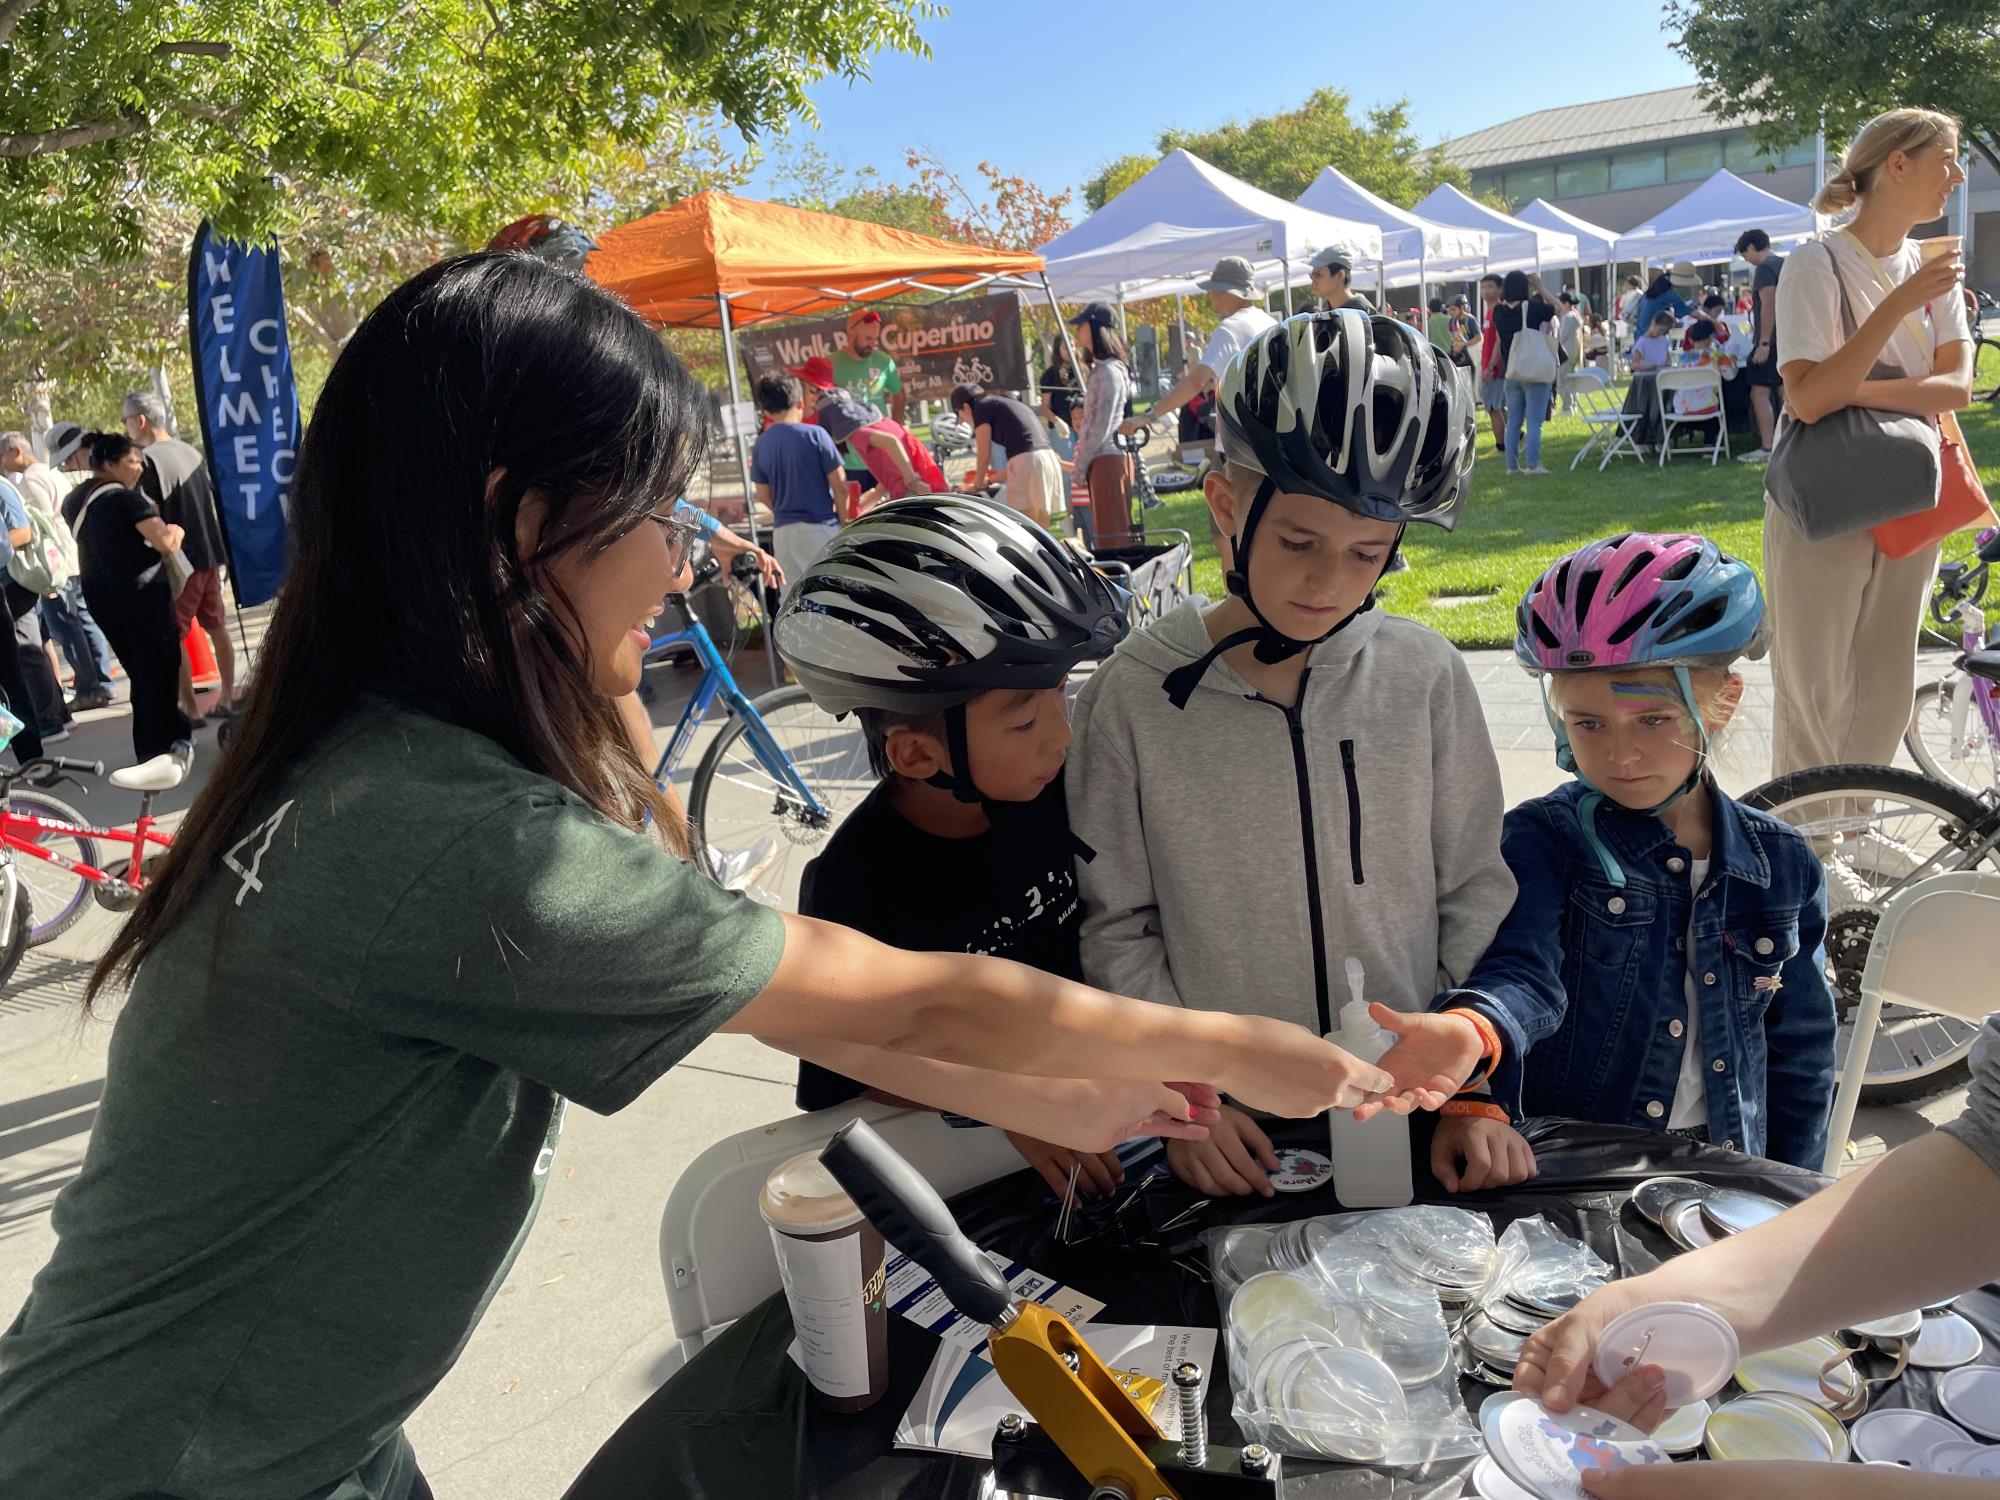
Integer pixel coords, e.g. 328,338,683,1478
1166,1103,1282,1198
1004,1130,1126,1205
1431,1113,1538,1193
1355,1004,1487,1121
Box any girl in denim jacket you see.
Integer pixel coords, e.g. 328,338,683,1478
1428,534,1837,1187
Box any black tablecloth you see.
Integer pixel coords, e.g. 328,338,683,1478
564,1117,2000,1499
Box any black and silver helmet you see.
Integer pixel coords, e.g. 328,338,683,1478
1217,309,1474,530
774,494,1128,717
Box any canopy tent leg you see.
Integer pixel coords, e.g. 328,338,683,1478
716,293,779,689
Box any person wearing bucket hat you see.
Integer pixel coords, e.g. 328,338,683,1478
1117,256,1276,451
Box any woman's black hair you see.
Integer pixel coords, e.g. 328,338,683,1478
90,252,708,1007
85,431,137,469
1646,271,1674,298
1077,321,1130,364
1501,270,1531,302
1047,335,1074,371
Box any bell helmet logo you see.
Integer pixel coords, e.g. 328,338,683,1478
1566,649,1596,666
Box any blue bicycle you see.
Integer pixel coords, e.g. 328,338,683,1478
645,557,872,904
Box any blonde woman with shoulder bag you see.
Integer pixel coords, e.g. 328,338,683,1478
1765,108,1977,774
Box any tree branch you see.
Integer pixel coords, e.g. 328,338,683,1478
0,0,40,50
153,40,232,58
0,110,145,158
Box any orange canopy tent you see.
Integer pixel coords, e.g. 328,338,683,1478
585,190,1050,329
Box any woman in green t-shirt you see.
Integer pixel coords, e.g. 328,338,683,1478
0,255,1471,1500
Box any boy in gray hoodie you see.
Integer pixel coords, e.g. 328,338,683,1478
1069,310,1517,1198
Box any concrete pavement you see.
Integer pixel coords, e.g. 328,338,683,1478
0,633,1973,1496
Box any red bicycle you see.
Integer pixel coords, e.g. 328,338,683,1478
0,754,183,945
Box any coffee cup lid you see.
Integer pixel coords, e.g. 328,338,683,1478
760,1149,865,1233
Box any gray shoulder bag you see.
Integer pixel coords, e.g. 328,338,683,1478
1766,240,1939,541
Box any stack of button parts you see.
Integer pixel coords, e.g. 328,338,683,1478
1630,1178,1787,1255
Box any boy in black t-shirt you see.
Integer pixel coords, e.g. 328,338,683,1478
773,493,1133,1202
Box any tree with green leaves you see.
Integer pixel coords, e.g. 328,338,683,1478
1082,89,1467,211
0,0,939,262
1668,0,2000,175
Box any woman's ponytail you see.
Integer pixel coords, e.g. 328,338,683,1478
1813,166,1862,216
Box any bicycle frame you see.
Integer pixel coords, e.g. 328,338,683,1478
1945,602,2000,755
0,804,174,887
644,597,828,819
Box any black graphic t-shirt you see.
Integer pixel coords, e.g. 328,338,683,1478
794,773,1083,1112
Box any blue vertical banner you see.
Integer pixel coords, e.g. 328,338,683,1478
186,221,301,607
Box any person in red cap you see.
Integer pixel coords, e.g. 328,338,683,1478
792,359,945,510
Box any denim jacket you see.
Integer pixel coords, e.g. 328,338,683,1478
1436,779,1836,1168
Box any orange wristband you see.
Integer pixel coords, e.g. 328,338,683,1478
1444,1006,1503,1090
1442,1099,1512,1124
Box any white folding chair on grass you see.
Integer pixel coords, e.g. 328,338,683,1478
1567,367,1643,472
656,1100,1023,1375
1654,367,1729,466
1820,870,2000,1176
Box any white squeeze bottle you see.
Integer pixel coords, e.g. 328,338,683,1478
1327,957,1413,1209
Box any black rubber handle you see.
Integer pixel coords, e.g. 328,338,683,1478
56,758,104,777
818,1119,1014,1327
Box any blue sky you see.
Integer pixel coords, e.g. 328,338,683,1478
741,1,1700,206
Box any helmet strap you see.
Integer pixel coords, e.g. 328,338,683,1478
1543,665,1712,891
922,701,1099,862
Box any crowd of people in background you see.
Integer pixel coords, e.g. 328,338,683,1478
0,392,237,775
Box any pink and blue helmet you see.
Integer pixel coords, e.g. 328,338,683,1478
1515,533,1766,674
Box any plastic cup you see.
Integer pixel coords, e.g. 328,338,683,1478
1921,236,1962,263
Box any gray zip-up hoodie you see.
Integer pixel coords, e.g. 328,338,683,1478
1067,599,1516,1040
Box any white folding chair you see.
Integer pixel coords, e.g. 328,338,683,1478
657,1100,1023,1373
1821,870,2000,1175
1654,367,1730,467
1567,367,1643,472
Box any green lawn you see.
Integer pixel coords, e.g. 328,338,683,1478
1142,391,2000,649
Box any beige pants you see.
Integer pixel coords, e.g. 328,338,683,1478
1764,500,1940,777
1001,448,1062,529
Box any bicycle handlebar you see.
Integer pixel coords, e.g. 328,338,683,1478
0,756,105,790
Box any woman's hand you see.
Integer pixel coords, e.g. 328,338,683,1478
1886,250,1963,319
1025,1078,1221,1154
1431,1114,1537,1192
1514,1278,1658,1413
1355,1004,1486,1118
1004,1130,1126,1203
1166,1103,1283,1197
160,523,185,552
1216,1015,1394,1116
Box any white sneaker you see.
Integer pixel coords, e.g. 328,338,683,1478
1524,465,1551,475
1736,447,1770,465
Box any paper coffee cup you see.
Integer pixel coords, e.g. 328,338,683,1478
1921,236,1962,262
761,1149,890,1410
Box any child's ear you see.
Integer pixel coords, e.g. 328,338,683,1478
1203,468,1239,538
884,725,948,782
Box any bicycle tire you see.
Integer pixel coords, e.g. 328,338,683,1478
8,790,99,946
1906,679,1998,796
0,881,31,988
685,685,872,909
1974,336,2000,402
1741,762,1996,1102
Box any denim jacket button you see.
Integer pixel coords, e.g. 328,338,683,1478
1703,971,1717,986
1606,896,1627,915
1645,1100,1665,1119
1711,1058,1726,1072
1754,936,1775,955
1669,1019,1685,1038
1722,1139,1736,1150
1666,856,1686,874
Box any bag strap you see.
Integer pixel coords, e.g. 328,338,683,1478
1833,228,1936,368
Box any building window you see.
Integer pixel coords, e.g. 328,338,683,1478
1470,169,1501,198
1667,138,1724,182
1724,133,1771,174
1505,164,1556,203
1556,158,1610,197
1610,148,1666,190
1781,137,1819,166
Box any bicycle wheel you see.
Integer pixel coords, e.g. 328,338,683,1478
1741,763,1998,1102
0,879,31,987
6,790,99,946
686,685,874,910
1973,336,2000,402
1906,679,1999,797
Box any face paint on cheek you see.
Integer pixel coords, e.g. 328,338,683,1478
1609,680,1699,737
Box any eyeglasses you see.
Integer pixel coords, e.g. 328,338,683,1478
648,509,705,567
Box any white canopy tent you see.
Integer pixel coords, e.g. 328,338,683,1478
1296,166,1489,289
1411,183,1580,277
1036,148,1384,311
1516,199,1621,263
1613,169,1817,267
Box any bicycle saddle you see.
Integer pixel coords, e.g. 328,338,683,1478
1961,649,2000,684
111,752,188,792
